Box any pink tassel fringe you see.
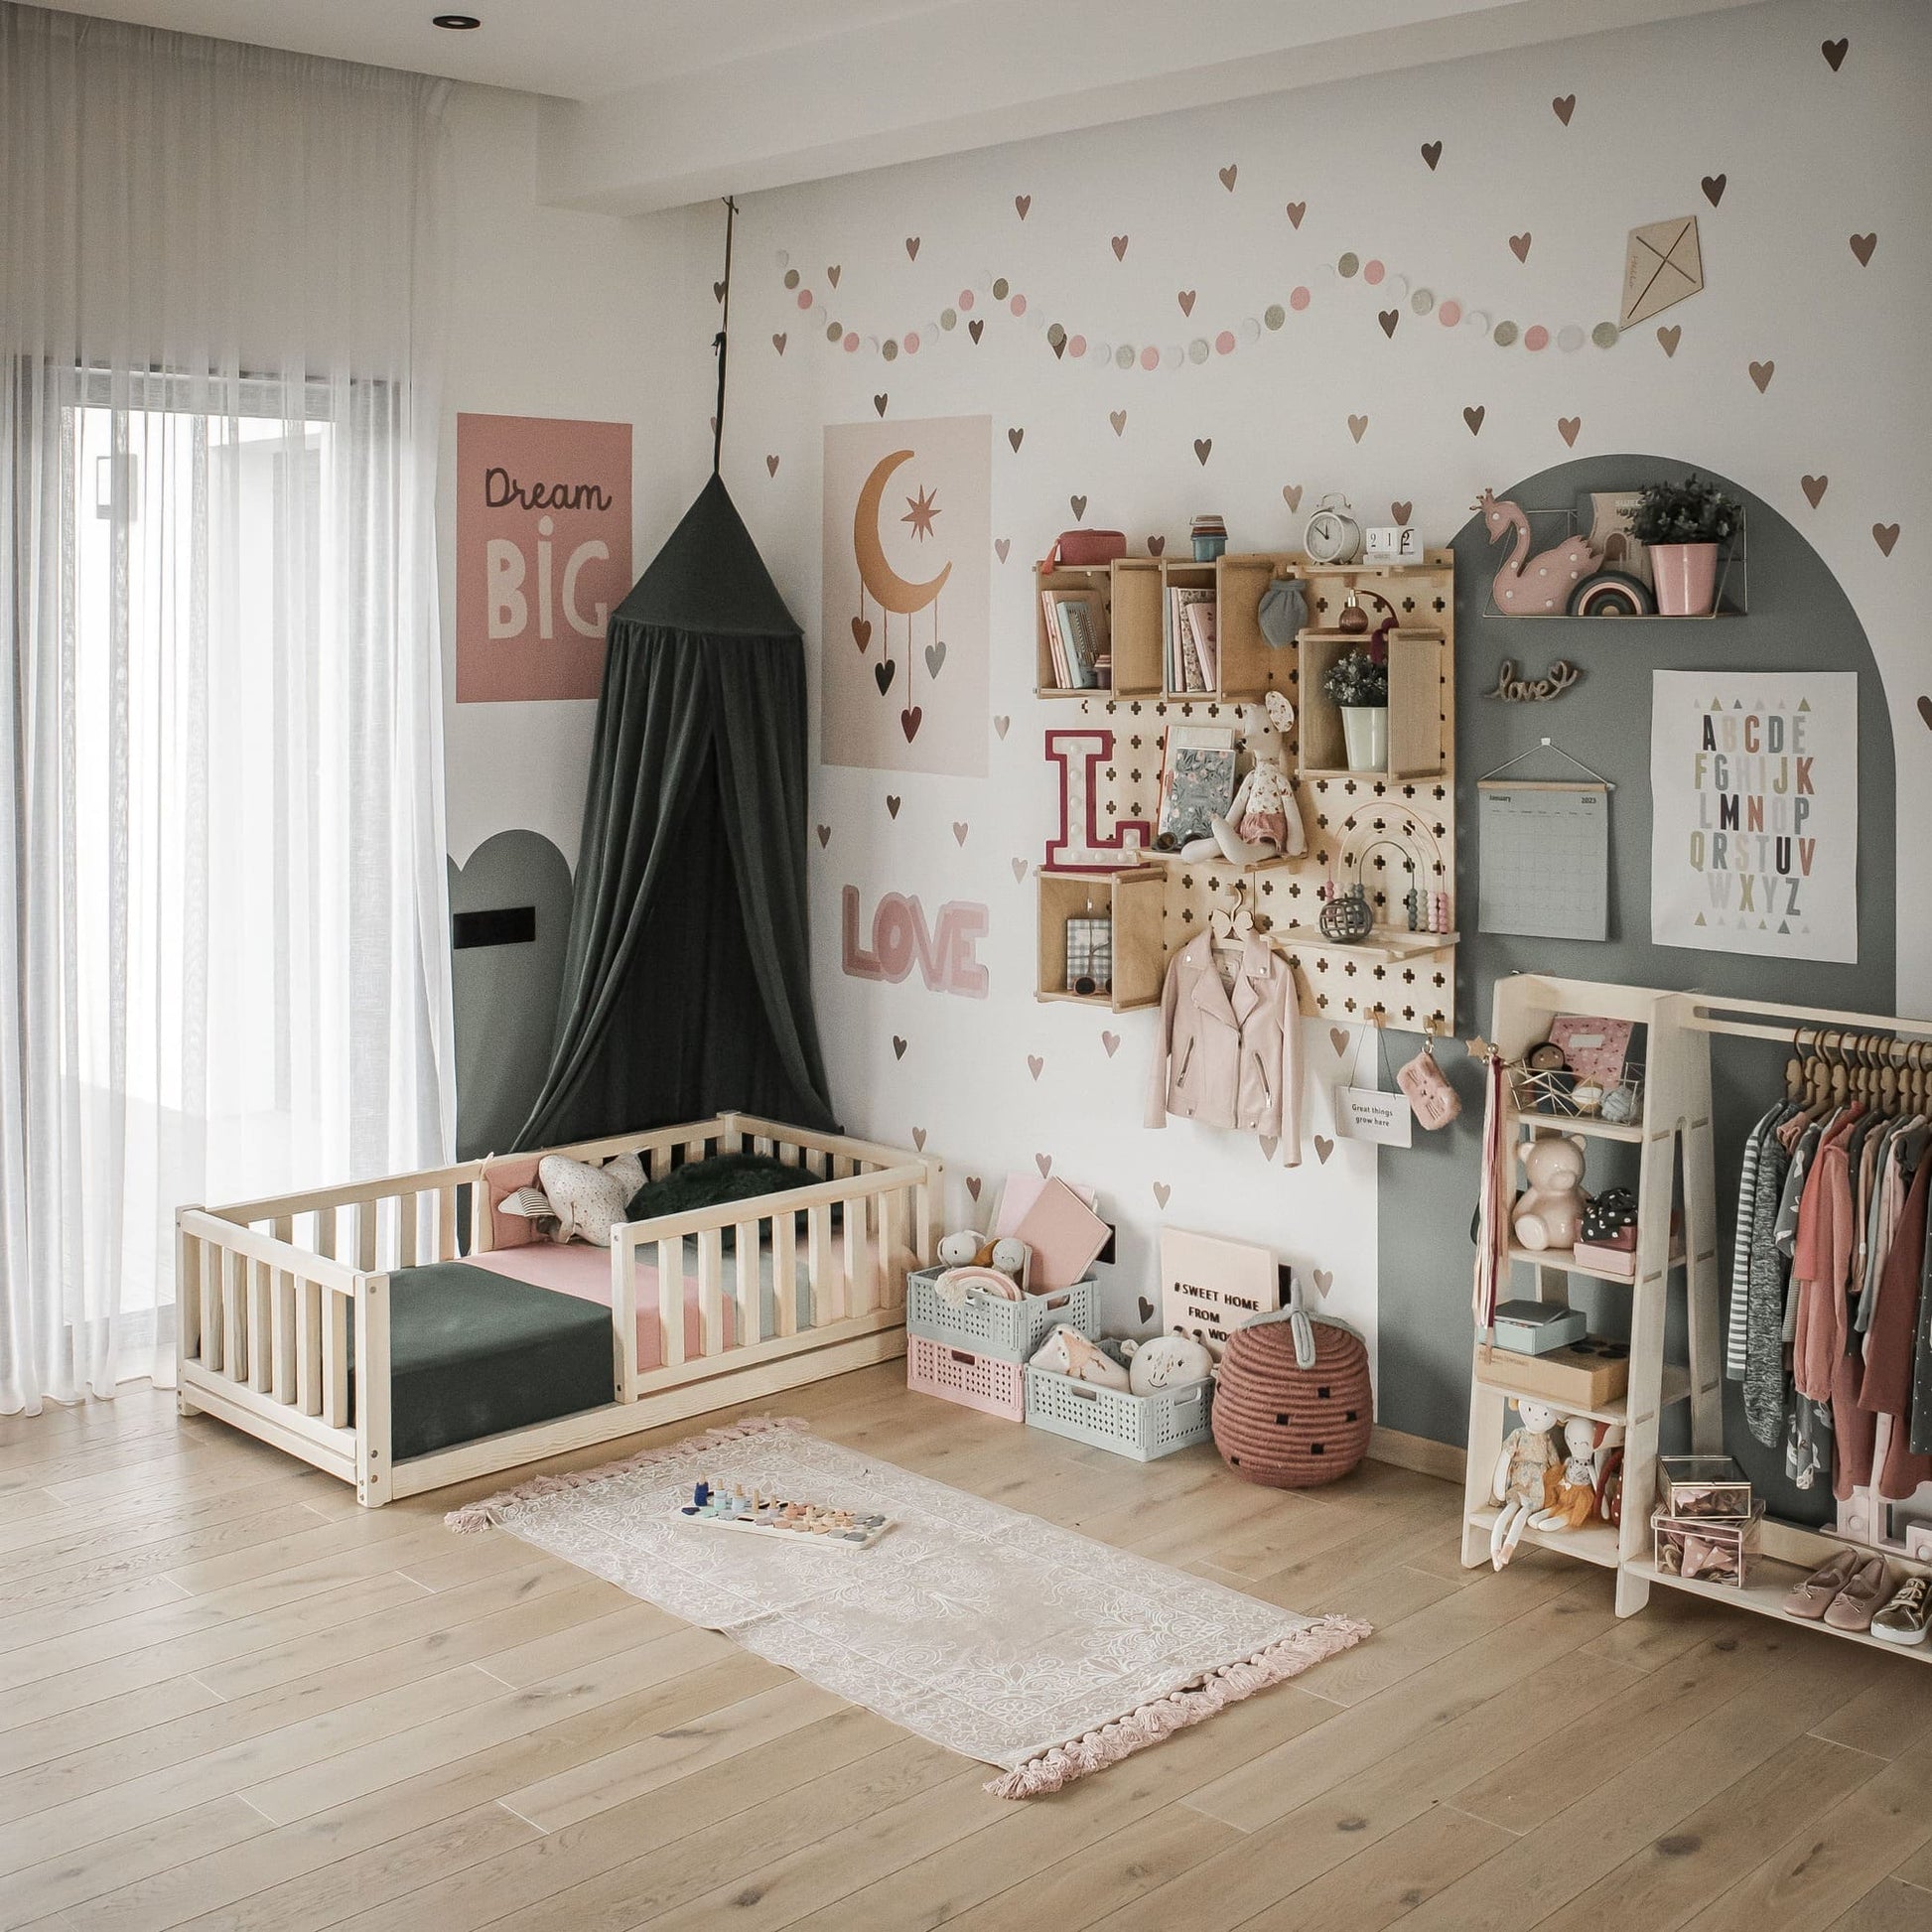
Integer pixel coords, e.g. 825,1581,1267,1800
442,1413,807,1533
983,1613,1373,1799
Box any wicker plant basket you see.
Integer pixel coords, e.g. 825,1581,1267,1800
1211,1298,1373,1488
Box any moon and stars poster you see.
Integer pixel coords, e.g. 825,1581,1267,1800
1648,670,1858,963
822,415,990,776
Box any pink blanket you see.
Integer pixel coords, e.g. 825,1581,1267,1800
465,1242,738,1369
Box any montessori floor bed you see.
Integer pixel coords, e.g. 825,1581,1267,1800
175,1115,941,1504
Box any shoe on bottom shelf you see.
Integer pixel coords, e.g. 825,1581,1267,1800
1870,1575,1932,1646
1782,1548,1860,1620
1824,1557,1891,1632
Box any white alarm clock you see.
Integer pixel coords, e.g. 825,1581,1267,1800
1364,523,1423,564
1303,492,1361,566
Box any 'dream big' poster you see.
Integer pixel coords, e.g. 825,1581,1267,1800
1649,671,1858,963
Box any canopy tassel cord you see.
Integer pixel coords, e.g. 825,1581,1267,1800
712,195,738,475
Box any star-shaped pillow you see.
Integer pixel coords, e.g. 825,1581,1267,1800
534,1152,646,1246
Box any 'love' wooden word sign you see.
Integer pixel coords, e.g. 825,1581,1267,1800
842,889,990,997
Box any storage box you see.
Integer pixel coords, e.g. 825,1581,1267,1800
1491,1300,1587,1356
1477,1336,1630,1411
1572,1239,1637,1280
905,1268,1098,1366
1652,1501,1762,1588
906,1334,1026,1422
1658,1454,1753,1521
1024,1366,1212,1461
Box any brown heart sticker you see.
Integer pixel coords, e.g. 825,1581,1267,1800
1008,427,1024,452
1873,523,1901,556
1657,325,1681,356
1701,174,1726,207
1027,1054,1044,1081
1390,501,1412,524
1917,696,1932,733
952,822,968,846
1259,1136,1281,1162
1138,1297,1156,1323
1148,536,1167,556
1193,438,1212,466
1284,483,1304,511
1153,1181,1173,1208
1035,1153,1053,1177
815,824,830,848
1286,201,1307,227
1102,1032,1121,1057
1111,234,1129,261
1329,1027,1349,1056
713,280,727,304
904,235,920,260
765,454,779,477
1015,194,1032,219
886,794,901,818
1070,494,1087,519
1110,410,1128,437
1851,232,1877,266
1552,93,1576,125
1509,232,1532,262
827,265,841,287
851,616,873,651
893,1035,907,1059
1011,857,1027,882
1177,290,1196,316
995,538,1011,563
994,714,1011,739
900,706,923,742
1219,164,1238,192
1421,140,1443,171
874,394,888,417
966,1175,983,1201
1463,404,1485,435
1379,310,1399,338
772,333,786,354
1801,474,1828,507
1558,416,1582,447
1348,414,1369,443
1314,1136,1335,1165
1312,1267,1334,1297
969,319,985,344
1749,359,1775,392
874,660,896,696
912,1127,927,1151
1822,36,1848,70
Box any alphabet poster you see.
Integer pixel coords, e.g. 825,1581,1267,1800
1649,671,1858,962
822,415,990,775
457,413,632,703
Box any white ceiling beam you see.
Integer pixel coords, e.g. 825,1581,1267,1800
537,0,1763,214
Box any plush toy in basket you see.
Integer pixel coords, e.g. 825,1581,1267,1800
1211,1278,1372,1488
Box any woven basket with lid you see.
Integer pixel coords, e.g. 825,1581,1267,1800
1211,1292,1373,1488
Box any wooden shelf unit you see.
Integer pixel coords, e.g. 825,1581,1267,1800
1029,544,1459,1034
1297,627,1447,780
1035,563,1114,698
1034,866,1167,1012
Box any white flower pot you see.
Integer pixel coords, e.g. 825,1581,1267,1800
1341,705,1388,772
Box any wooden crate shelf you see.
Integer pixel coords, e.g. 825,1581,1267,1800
1034,866,1166,1012
1297,627,1446,780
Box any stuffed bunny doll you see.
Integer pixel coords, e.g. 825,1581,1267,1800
1185,692,1306,865
1530,1416,1610,1533
1488,1397,1563,1569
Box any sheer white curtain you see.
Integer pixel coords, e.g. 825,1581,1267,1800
0,5,458,1410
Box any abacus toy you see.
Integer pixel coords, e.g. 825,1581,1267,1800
671,1477,893,1550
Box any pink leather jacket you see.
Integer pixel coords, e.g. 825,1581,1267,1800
1145,932,1302,1163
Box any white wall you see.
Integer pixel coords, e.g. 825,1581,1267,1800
442,0,1932,1377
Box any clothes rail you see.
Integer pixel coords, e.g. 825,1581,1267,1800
1680,992,1932,1047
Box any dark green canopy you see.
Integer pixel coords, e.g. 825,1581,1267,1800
516,475,836,1147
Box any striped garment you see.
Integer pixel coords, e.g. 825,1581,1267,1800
1725,1104,1786,1381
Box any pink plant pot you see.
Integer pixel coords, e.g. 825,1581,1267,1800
1651,542,1720,617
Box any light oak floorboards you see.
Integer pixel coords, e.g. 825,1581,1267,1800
5,1371,1930,1930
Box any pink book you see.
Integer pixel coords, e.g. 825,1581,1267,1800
1011,1177,1112,1291
993,1172,1097,1238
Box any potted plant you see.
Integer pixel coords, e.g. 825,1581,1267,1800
1323,647,1389,771
1628,475,1742,617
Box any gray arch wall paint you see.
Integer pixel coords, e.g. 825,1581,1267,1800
1375,455,1896,1527
449,829,574,1159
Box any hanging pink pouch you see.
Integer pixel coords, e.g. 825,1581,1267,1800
1397,1039,1461,1130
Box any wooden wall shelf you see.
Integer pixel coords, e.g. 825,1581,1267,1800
1034,866,1166,1012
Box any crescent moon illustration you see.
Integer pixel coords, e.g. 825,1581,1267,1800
854,449,950,617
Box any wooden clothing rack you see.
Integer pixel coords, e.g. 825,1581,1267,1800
1460,976,1932,1661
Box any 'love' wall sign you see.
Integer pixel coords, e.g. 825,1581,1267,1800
457,413,632,702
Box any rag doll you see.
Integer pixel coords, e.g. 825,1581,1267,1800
1179,692,1307,864
1530,1416,1616,1533
1031,1323,1130,1390
1488,1398,1562,1569
1119,1332,1214,1396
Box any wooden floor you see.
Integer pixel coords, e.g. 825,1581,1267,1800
3,1373,1932,1931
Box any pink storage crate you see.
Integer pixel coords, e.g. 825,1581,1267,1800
906,1333,1026,1421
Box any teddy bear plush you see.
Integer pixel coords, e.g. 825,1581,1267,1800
1119,1332,1214,1396
1512,1134,1589,1252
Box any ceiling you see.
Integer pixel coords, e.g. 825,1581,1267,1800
39,0,1767,212
32,0,963,99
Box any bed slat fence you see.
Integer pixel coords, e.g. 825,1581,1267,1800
178,1115,940,1505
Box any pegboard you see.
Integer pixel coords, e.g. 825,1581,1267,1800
1063,552,1458,1035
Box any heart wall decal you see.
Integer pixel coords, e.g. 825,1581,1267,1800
826,264,841,286
1463,404,1486,435
815,824,831,848
874,394,888,417
1748,360,1775,393
1070,494,1087,519
1027,1054,1044,1081
1314,1136,1335,1165
1111,234,1130,261
1035,1153,1053,1177
1390,501,1413,524
765,455,780,477
1558,416,1582,447
904,235,920,259
771,333,786,354
1378,310,1399,338
1193,438,1213,466
1138,1297,1156,1323
1421,140,1443,171
1015,194,1032,219
993,714,1011,739
966,1176,983,1201
1110,410,1128,437
886,794,902,818
893,1035,907,1059
1918,696,1932,733
1657,325,1681,356
1007,427,1025,452
911,1128,927,1151
1701,174,1726,207
952,821,969,846
994,538,1011,563
1283,483,1304,511
1101,1032,1121,1057
1218,163,1238,191
1851,232,1877,266
1801,474,1828,507
1285,201,1307,227
1873,523,1901,556
1822,36,1848,70
1153,1181,1173,1208
1177,290,1196,316
1552,93,1576,124
1509,232,1532,262
1348,415,1369,443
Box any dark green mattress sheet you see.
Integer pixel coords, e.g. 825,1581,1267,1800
357,1261,616,1462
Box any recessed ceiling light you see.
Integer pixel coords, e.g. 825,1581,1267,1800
432,13,482,27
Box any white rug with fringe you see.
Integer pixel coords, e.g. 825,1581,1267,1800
447,1416,1368,1797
